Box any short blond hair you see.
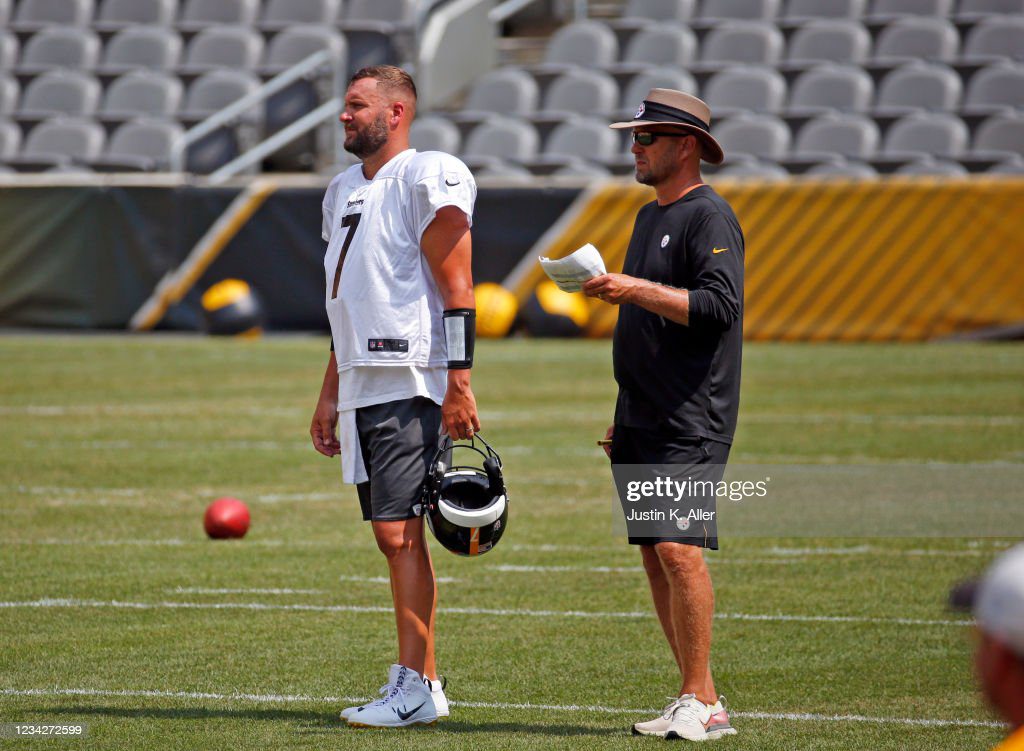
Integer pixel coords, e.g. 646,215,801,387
349,65,417,101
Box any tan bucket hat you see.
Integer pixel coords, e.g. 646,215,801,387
610,88,725,165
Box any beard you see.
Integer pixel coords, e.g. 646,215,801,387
344,112,389,158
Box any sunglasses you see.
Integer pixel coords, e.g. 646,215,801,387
632,131,695,146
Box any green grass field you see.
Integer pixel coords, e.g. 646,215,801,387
1,336,1021,749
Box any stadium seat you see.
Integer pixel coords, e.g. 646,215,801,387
94,0,177,30
342,0,417,26
972,111,1024,157
11,0,95,32
17,70,101,119
0,118,21,159
882,112,969,157
804,156,878,176
875,62,962,114
0,0,9,26
609,23,698,73
99,26,183,74
961,16,1024,63
0,30,19,71
785,19,872,67
180,69,260,121
703,65,787,114
698,21,785,67
181,26,264,74
715,158,790,178
987,154,1024,173
178,0,259,31
0,75,18,115
100,71,182,121
788,64,874,115
868,0,954,21
794,112,880,158
538,69,619,118
697,0,781,21
873,17,960,63
259,0,341,31
91,117,183,170
455,67,539,121
462,116,540,164
612,0,696,27
895,156,968,174
551,159,613,177
782,0,867,21
963,61,1024,114
538,20,619,71
541,116,620,163
471,160,534,182
713,112,791,159
14,116,105,166
619,67,699,118
956,0,1024,21
18,28,101,74
261,25,347,74
410,115,461,153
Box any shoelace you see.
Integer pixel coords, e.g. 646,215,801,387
659,696,685,719
670,694,709,725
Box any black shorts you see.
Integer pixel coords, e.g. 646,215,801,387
355,396,442,522
610,424,731,549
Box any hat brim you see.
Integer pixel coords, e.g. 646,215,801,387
609,119,725,165
948,578,978,613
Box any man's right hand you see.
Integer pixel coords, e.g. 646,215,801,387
310,397,340,457
602,424,614,459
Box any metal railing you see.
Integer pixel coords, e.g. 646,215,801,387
170,49,340,174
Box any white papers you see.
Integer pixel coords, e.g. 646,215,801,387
538,243,607,293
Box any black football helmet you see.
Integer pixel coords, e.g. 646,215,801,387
420,433,508,556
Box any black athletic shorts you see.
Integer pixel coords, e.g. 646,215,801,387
355,396,442,522
610,424,730,549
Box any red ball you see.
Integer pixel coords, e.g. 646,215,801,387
204,497,250,539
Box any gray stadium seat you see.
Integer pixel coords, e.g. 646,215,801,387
782,0,867,20
181,69,260,120
972,112,1024,157
409,116,461,154
804,157,878,176
698,0,781,20
18,116,105,165
882,112,969,157
621,67,699,114
616,0,696,23
715,159,790,178
260,0,341,31
457,68,539,119
0,75,18,115
868,0,954,20
786,19,872,66
703,65,787,114
17,70,101,119
539,69,619,118
343,0,417,25
0,118,21,159
875,62,962,114
788,64,874,115
100,71,182,120
100,26,182,74
0,31,18,71
12,0,94,32
964,62,1024,113
95,0,177,30
611,23,698,72
92,117,183,170
182,26,264,73
988,154,1024,173
713,112,791,159
551,160,613,178
462,116,540,163
0,0,9,26
956,0,1024,21
961,16,1024,63
178,0,260,31
699,21,785,66
261,25,347,74
794,113,880,158
541,20,619,70
895,156,968,174
19,28,101,74
542,117,620,161
873,17,960,63
472,161,534,182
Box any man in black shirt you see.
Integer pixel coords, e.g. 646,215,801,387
583,89,743,742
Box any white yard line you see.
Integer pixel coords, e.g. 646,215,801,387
0,687,1005,729
338,575,460,584
0,598,974,627
170,587,329,595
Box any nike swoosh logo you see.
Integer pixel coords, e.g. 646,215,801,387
396,701,427,720
445,179,459,186
712,247,728,254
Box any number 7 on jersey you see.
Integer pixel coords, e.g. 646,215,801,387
331,213,361,299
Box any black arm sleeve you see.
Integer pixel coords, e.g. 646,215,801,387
686,211,744,330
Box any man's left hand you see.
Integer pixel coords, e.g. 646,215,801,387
443,370,480,440
582,273,649,305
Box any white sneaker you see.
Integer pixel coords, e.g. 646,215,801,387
346,665,438,728
663,694,711,741
340,664,400,721
425,675,449,718
632,697,688,737
705,696,737,740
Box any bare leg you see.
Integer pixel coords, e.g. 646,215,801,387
372,517,437,676
640,544,685,677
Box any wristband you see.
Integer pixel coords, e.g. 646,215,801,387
443,309,475,369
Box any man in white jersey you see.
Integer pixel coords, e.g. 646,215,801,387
309,66,480,729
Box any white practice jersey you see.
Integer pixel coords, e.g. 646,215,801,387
322,148,476,410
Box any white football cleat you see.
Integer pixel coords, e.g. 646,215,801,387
346,665,437,728
632,696,688,737
425,675,449,718
663,694,712,741
340,664,400,721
